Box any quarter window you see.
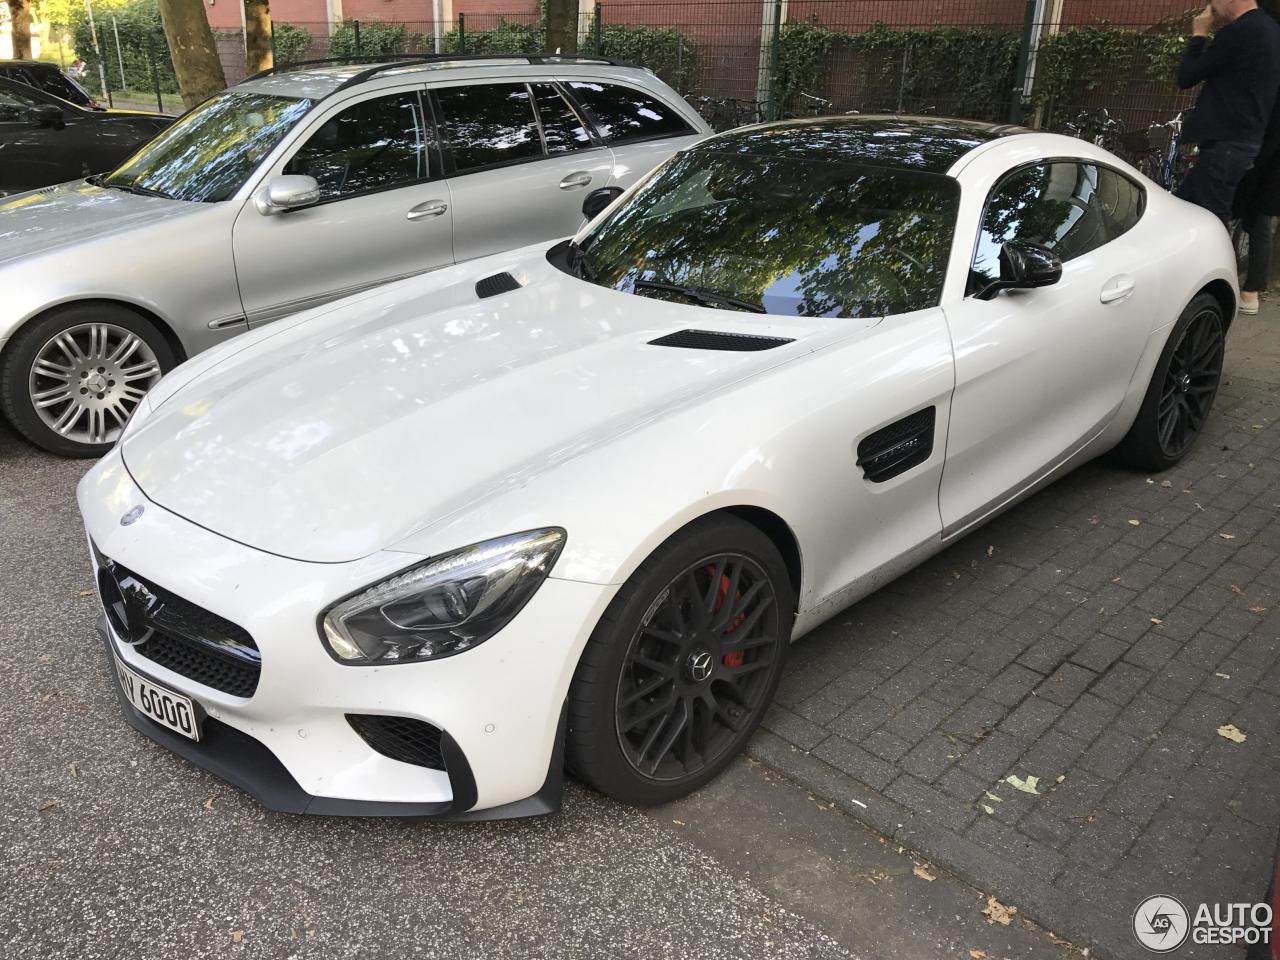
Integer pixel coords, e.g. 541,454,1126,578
285,92,431,201
531,82,592,154
971,161,1144,290
565,81,693,145
436,83,542,173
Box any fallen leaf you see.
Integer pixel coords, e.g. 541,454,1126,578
1089,515,1100,525
1160,480,1172,488
1150,617,1163,625
1251,607,1268,615
1220,533,1236,540
1231,585,1244,594
1216,672,1231,679
983,895,1018,925
983,791,1003,802
1056,774,1066,783
986,546,994,558
1128,519,1141,526
913,864,937,882
970,951,989,960
1252,424,1264,430
37,800,61,813
1005,774,1040,795
77,590,93,597
672,819,685,826
980,804,995,814
67,763,78,779
1218,724,1247,743
231,930,243,944
204,797,216,810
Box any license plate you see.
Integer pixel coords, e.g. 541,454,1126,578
115,658,201,741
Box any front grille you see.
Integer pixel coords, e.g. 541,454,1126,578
347,714,446,771
649,329,795,352
97,555,261,698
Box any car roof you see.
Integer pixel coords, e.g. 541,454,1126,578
234,55,657,101
694,115,1030,174
0,59,59,70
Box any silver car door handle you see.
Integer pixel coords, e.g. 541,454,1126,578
1100,275,1136,303
406,200,448,221
559,171,593,190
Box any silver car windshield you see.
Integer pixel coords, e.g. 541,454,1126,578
577,151,959,319
104,92,313,202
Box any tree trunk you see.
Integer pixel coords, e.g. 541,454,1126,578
9,0,32,59
244,0,273,74
157,0,226,109
545,0,578,55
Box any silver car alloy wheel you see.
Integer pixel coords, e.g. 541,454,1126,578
28,322,162,446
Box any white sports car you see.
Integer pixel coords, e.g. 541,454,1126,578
79,117,1236,820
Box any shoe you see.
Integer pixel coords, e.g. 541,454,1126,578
1240,300,1259,315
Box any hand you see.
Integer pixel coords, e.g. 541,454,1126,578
1192,3,1214,37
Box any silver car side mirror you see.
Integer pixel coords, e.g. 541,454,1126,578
255,175,320,216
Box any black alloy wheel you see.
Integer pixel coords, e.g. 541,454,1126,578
615,553,780,781
567,515,794,805
1111,291,1225,471
1156,303,1224,460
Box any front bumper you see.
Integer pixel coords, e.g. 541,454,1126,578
81,451,615,818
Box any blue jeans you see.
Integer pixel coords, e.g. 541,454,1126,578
1177,140,1260,224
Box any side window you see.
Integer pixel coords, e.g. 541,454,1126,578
565,81,693,145
436,83,542,173
530,82,593,154
970,162,1109,289
1095,167,1145,239
0,86,36,122
284,92,431,201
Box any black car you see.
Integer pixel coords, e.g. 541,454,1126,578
0,59,101,109
0,77,172,195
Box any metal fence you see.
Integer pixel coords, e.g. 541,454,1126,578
47,1,1203,158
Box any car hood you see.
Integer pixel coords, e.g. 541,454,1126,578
121,256,814,563
0,180,196,264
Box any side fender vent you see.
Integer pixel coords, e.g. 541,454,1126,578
856,407,936,483
649,329,795,352
475,272,521,299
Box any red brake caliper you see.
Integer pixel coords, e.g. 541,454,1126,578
708,565,747,668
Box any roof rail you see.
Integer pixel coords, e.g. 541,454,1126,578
244,52,634,89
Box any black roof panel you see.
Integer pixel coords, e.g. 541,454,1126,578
694,115,1028,174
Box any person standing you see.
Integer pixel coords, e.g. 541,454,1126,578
1175,0,1280,224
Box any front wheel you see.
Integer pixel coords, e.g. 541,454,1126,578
567,516,794,805
1110,292,1225,471
0,304,174,458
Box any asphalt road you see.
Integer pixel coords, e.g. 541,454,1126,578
0,418,1077,960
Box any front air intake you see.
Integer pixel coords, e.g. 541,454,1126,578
347,714,446,770
649,329,795,352
475,272,522,299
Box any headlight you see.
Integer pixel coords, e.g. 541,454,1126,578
320,528,565,664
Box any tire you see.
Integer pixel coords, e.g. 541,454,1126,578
0,303,175,458
567,515,795,805
1110,292,1225,471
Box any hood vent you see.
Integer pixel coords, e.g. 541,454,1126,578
649,329,794,352
475,272,522,299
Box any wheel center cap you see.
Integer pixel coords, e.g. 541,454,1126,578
685,647,714,683
85,372,108,393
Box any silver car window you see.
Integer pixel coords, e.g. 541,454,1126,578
435,83,542,173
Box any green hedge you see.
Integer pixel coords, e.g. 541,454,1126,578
597,24,697,93
328,20,423,58
443,18,543,55
69,0,177,94
271,23,314,65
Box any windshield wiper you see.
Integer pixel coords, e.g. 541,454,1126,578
566,240,598,282
95,176,171,200
632,279,765,314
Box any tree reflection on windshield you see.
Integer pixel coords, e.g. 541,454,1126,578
580,151,959,319
105,92,313,202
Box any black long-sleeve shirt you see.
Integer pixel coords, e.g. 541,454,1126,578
1177,7,1280,145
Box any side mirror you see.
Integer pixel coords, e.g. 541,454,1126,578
976,241,1062,300
28,103,64,129
582,185,624,221
254,174,320,216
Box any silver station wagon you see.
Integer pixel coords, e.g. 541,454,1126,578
0,54,709,456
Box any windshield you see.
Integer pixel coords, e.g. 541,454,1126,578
104,92,313,202
576,151,959,318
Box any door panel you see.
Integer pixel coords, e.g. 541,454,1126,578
232,88,453,326
939,162,1156,533
435,81,613,263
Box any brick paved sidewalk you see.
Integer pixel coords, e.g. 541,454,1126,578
751,310,1280,959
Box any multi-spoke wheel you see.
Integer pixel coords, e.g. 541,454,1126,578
1111,292,1225,471
0,304,175,457
568,515,794,805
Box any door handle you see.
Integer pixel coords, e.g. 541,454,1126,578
1100,275,1136,304
559,171,593,190
406,199,448,221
